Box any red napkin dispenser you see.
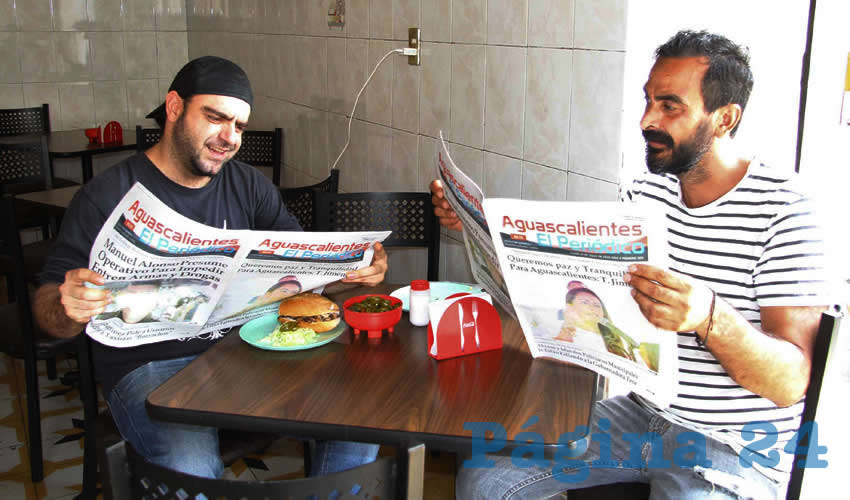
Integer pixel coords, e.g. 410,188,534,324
427,292,502,360
103,121,123,144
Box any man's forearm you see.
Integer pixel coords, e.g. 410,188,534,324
700,299,819,407
33,284,85,338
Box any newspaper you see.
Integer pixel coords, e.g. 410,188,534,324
86,182,389,348
437,133,677,407
436,133,514,317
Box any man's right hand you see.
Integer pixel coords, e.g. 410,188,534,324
58,269,111,324
429,179,464,232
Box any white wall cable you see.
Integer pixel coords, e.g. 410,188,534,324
330,48,404,172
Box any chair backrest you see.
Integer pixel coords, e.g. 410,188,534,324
0,135,52,194
234,128,283,186
314,191,440,281
0,193,72,483
135,126,283,186
0,104,50,137
103,439,399,499
279,169,340,231
135,125,162,152
786,309,843,500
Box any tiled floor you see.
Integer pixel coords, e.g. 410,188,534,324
0,351,456,499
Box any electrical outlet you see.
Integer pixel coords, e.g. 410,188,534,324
408,27,420,66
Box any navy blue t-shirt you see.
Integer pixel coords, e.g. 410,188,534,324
40,153,301,396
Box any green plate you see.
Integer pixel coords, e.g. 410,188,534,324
239,313,345,351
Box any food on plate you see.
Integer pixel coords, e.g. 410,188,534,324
259,319,319,347
277,293,341,333
347,295,401,313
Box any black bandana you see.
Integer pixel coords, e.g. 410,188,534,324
146,56,253,122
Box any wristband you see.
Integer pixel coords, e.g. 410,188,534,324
696,290,716,348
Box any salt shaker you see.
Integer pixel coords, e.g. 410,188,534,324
409,280,431,326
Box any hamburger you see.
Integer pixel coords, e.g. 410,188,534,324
277,293,340,333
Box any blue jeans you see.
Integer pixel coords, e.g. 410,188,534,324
107,355,379,478
456,395,786,500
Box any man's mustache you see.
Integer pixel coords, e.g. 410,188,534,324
642,129,674,148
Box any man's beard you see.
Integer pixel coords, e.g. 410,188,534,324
173,113,231,178
643,119,714,176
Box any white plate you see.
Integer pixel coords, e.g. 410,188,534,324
390,282,483,311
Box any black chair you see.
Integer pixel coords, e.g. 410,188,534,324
0,103,78,188
785,309,842,500
0,103,50,137
134,126,162,153
279,169,340,230
0,136,59,285
0,134,52,194
101,438,424,499
314,191,440,281
0,194,77,483
135,126,283,186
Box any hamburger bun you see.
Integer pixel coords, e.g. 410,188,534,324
278,293,340,333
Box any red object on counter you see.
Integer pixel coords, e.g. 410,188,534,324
427,293,502,360
343,294,403,339
102,121,123,144
84,126,101,145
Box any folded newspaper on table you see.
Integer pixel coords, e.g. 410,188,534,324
86,182,389,348
437,132,677,407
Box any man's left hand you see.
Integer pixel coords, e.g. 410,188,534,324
624,264,713,333
342,242,388,286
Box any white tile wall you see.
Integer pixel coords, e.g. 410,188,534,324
0,0,187,131
484,45,526,158
0,33,19,83
569,49,626,182
345,0,369,39
529,0,575,48
452,0,486,44
450,44,485,149
392,52,420,133
181,0,626,283
0,84,24,107
574,0,627,51
0,1,15,31
418,42,451,139
488,0,528,47
15,1,53,32
524,48,572,170
421,0,451,43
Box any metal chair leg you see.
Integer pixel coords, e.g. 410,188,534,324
24,345,44,482
76,335,99,499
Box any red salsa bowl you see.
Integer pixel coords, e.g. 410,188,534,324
343,294,403,338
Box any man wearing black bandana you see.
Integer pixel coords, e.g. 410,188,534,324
33,56,387,479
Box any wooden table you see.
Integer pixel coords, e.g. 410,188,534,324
147,284,599,456
46,129,136,182
1,129,136,183
16,185,80,211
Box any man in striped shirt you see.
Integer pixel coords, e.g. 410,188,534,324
433,30,831,499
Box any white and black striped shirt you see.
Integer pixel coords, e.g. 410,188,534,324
626,160,831,481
